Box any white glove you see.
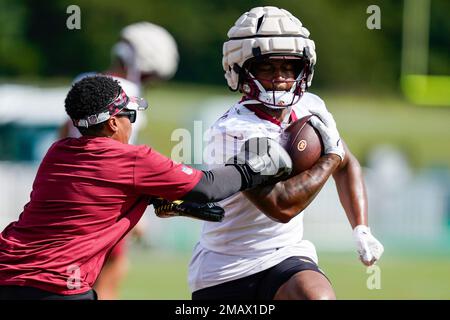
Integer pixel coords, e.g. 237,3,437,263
309,114,345,161
352,225,384,266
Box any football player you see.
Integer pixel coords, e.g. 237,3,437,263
189,6,384,300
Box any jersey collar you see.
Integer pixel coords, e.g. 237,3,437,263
242,102,298,127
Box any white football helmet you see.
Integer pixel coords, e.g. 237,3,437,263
223,6,317,109
112,22,179,82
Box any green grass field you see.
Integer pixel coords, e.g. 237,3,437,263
119,249,450,300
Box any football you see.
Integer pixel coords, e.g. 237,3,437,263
281,115,324,175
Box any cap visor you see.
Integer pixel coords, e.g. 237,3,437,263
126,96,148,111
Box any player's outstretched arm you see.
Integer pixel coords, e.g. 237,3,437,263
332,142,384,265
332,142,368,228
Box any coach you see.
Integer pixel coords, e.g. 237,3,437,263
0,75,291,300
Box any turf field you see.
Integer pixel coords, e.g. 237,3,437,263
120,249,450,300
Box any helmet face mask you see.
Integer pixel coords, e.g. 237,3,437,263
222,6,317,109
239,55,310,108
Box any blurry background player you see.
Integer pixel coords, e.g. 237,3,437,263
59,22,179,300
59,21,179,143
189,6,384,300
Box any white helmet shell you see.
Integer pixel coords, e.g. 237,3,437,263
118,22,179,80
223,6,316,90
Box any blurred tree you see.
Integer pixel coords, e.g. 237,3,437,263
429,0,450,75
0,0,448,92
0,0,40,75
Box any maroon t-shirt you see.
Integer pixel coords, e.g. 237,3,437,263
0,137,201,294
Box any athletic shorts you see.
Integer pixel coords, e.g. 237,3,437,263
0,285,97,300
192,256,328,300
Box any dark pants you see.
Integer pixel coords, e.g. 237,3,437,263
0,285,97,300
192,256,328,300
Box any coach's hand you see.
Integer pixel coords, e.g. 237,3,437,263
152,198,225,222
226,137,293,189
352,225,384,266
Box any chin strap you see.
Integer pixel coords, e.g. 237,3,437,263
281,105,293,128
244,70,306,109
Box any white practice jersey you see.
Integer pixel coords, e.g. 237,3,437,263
188,92,330,292
67,73,147,145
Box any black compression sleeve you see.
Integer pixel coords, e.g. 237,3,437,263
181,165,243,203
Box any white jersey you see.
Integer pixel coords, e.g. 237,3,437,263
67,73,147,145
188,92,330,292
